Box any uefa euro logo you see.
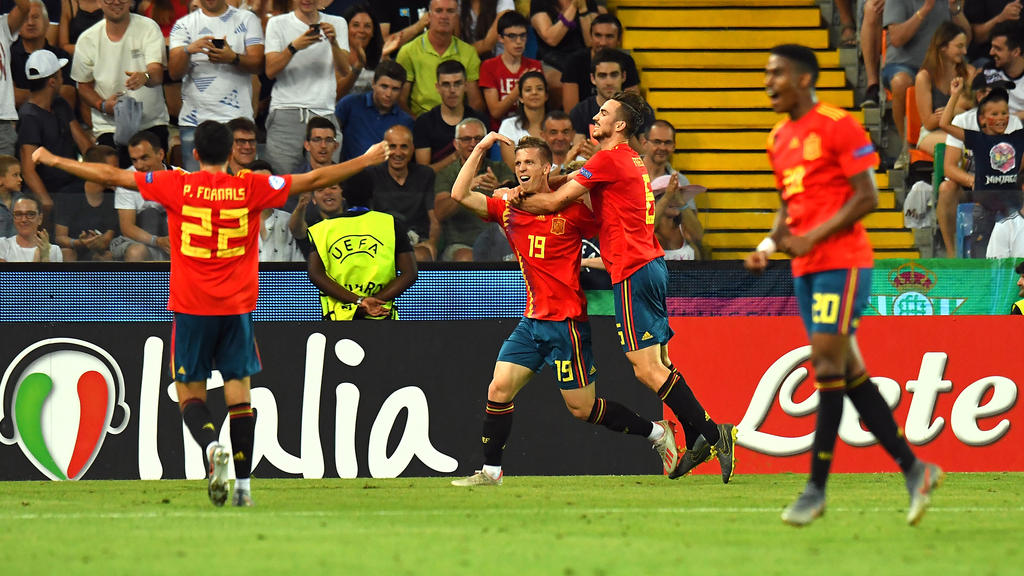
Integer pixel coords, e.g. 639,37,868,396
0,339,130,480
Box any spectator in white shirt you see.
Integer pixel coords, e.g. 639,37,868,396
168,0,265,172
263,0,351,174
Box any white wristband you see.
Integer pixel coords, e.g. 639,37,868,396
756,237,777,255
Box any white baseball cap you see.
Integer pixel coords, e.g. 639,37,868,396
25,49,68,80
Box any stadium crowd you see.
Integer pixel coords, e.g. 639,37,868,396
0,0,707,263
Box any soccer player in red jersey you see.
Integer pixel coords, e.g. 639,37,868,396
508,92,737,483
33,121,388,506
746,44,942,526
449,132,676,486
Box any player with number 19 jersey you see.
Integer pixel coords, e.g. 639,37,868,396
572,142,663,284
135,169,292,315
485,195,598,321
767,102,879,277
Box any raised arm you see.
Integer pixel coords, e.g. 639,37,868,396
938,77,966,142
32,147,139,189
289,141,389,194
451,132,512,218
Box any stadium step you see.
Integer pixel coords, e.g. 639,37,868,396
623,29,829,51
642,69,847,90
631,49,840,69
616,7,822,29
608,0,918,259
647,88,853,110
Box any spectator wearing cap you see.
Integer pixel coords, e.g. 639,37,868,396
168,0,265,172
11,0,75,111
70,0,169,167
937,73,1023,257
18,49,95,217
0,0,30,156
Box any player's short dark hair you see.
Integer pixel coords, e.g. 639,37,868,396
83,144,118,164
590,13,622,38
1016,260,1024,275
226,116,257,135
342,180,372,208
128,130,164,152
374,59,407,84
497,10,529,35
991,21,1022,52
610,91,648,138
770,44,820,85
591,48,626,75
194,120,233,165
436,59,466,80
305,115,337,140
644,118,676,138
514,136,553,166
246,159,275,173
542,109,572,130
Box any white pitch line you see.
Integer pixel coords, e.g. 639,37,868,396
2,506,1020,520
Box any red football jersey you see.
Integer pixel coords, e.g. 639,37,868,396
572,142,664,284
135,169,292,315
767,103,879,277
486,195,598,321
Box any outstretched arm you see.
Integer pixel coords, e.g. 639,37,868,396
32,147,138,190
289,141,389,195
452,132,513,219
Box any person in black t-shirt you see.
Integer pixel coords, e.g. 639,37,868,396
941,77,1024,255
54,145,119,261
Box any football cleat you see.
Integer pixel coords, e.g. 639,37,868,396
231,489,253,507
651,420,679,474
669,434,713,479
781,483,826,527
207,443,230,507
906,460,943,526
451,469,503,487
713,423,738,484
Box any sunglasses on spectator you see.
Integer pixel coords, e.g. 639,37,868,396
502,32,528,41
234,138,257,146
456,135,484,143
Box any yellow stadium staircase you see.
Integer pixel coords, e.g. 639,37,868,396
609,0,919,260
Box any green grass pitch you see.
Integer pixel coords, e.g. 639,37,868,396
1,473,1020,575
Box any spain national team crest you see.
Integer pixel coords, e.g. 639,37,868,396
803,133,822,161
550,217,566,235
